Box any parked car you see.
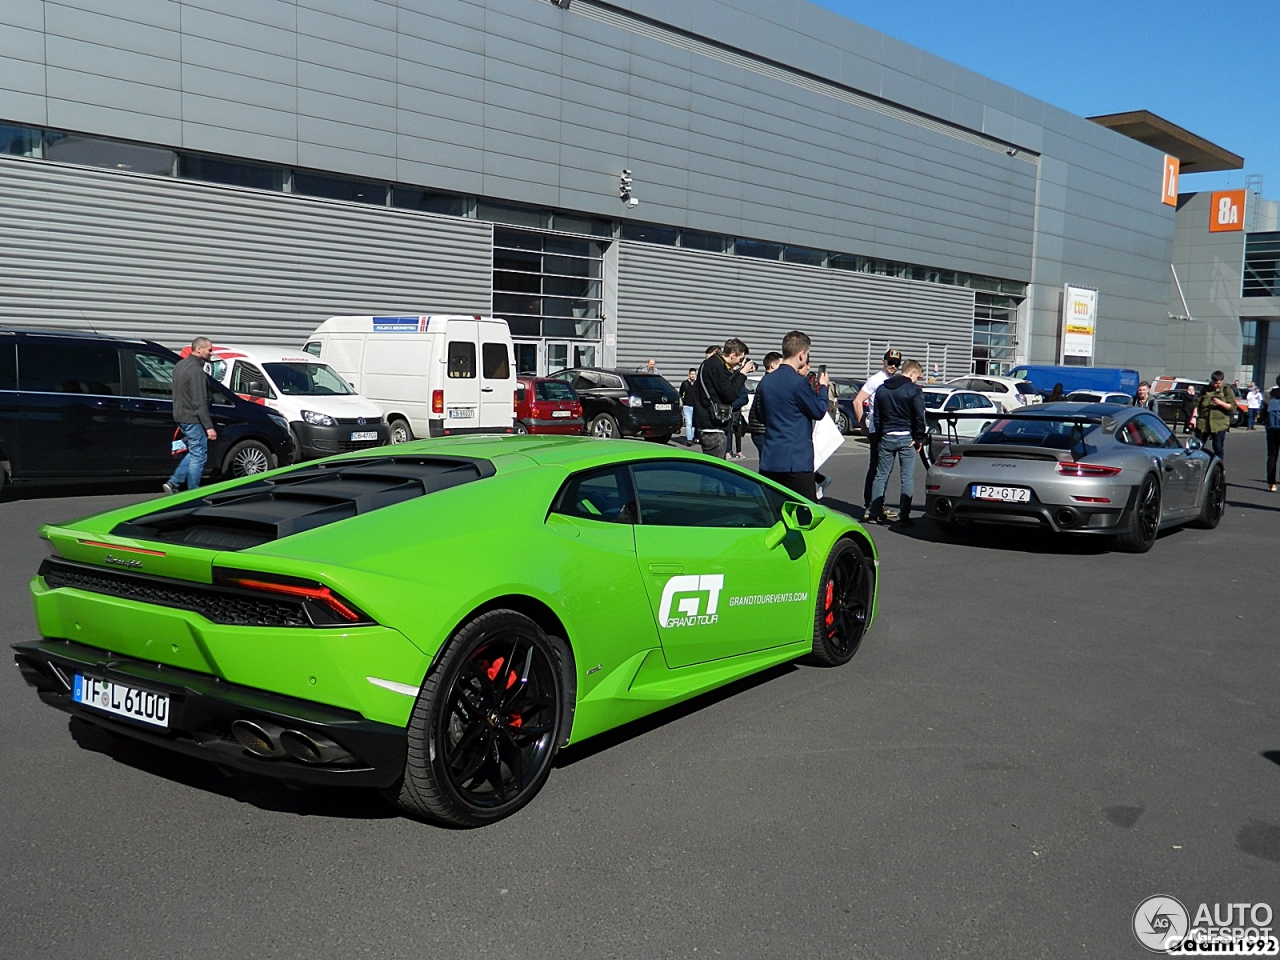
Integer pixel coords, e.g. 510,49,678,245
1150,381,1245,427
1010,364,1140,397
513,376,584,434
926,403,1224,552
1065,390,1133,405
940,375,1040,412
304,315,516,442
829,377,865,434
922,388,1001,444
0,329,294,492
202,344,390,462
546,368,683,442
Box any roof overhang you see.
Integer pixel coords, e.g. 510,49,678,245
1088,111,1243,173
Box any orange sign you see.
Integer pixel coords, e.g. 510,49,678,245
1161,155,1179,206
1209,190,1245,232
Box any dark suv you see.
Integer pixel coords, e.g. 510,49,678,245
547,368,683,442
0,329,294,493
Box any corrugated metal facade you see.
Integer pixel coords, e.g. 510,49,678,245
616,242,975,379
0,156,493,348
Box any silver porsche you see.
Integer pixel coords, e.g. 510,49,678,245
924,402,1226,552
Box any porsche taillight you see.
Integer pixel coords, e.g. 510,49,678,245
1056,462,1121,478
935,454,962,468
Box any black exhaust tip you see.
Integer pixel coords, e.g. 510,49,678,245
279,729,353,766
232,719,282,757
934,497,952,515
1055,509,1078,528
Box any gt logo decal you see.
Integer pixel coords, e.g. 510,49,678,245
658,574,724,628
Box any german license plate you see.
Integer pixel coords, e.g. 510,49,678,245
654,403,672,411
73,674,170,728
350,431,378,441
446,407,475,419
551,410,572,418
972,484,1031,503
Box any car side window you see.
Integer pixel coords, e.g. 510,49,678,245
984,380,1008,393
552,466,638,524
0,340,15,391
944,395,962,411
231,361,276,399
600,374,624,389
17,341,121,395
1135,414,1176,447
303,341,321,357
482,343,509,379
631,461,780,528
573,371,600,391
972,394,997,409
134,351,177,399
447,341,476,379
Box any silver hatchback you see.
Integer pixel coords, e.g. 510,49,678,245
925,403,1226,552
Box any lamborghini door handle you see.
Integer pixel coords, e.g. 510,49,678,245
648,563,684,575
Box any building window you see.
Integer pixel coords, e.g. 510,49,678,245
1242,320,1258,368
973,293,1020,375
293,172,386,204
392,187,467,217
621,222,678,245
180,155,283,191
735,238,781,260
679,230,726,253
477,200,549,229
0,124,39,157
1244,232,1280,298
551,212,613,237
782,246,825,267
493,229,604,340
44,133,175,175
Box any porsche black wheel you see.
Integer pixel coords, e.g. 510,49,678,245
391,610,563,826
807,539,873,666
1189,464,1226,529
1114,474,1161,553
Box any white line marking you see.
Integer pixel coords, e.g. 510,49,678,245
366,676,419,697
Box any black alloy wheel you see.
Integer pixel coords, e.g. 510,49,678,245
1115,474,1161,553
391,610,563,826
1189,464,1226,529
807,539,874,666
224,439,273,478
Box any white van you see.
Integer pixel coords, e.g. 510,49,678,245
303,316,517,442
208,345,391,462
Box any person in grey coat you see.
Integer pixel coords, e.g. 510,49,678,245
163,337,218,494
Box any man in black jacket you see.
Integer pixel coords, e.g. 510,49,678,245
693,338,754,458
867,358,927,526
164,337,217,494
746,351,782,456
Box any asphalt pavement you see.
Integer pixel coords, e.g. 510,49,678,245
1,430,1277,959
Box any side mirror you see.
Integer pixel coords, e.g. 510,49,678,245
781,500,823,531
248,381,268,398
1183,436,1203,452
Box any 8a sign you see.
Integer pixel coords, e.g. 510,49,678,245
1209,190,1246,232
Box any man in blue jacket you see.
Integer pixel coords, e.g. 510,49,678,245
755,330,830,499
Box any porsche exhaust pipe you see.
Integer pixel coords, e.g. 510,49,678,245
1055,509,1078,528
934,497,953,515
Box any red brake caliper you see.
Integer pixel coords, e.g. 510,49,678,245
824,580,835,633
485,657,504,681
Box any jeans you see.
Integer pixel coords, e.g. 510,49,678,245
1267,429,1280,486
869,434,916,518
1247,409,1258,429
862,432,882,507
682,405,695,442
1198,428,1226,462
168,422,209,490
698,429,727,459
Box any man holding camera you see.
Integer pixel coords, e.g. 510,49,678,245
693,338,754,459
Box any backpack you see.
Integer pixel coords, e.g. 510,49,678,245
1269,394,1280,431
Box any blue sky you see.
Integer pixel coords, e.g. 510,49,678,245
813,0,1279,197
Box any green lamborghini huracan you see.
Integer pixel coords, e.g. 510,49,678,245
14,436,879,826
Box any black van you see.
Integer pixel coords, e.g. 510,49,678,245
0,330,294,493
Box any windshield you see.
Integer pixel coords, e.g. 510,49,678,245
262,362,353,396
628,374,677,398
534,380,575,401
975,417,1101,451
922,391,949,409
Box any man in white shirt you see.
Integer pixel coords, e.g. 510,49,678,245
852,348,902,515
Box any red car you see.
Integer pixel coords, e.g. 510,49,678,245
513,376,585,435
